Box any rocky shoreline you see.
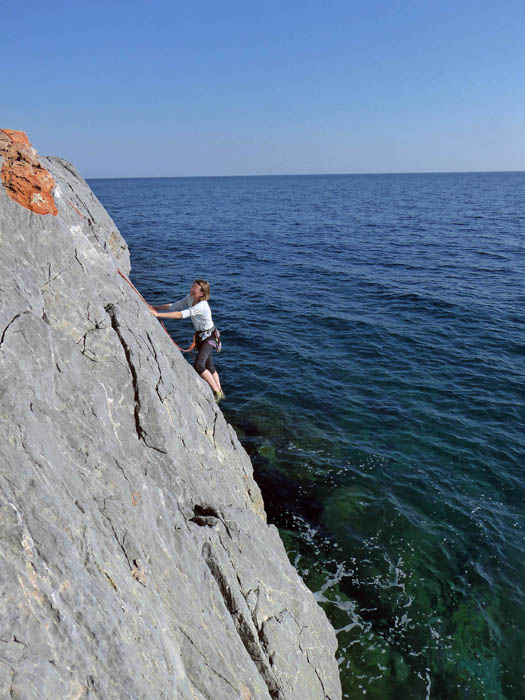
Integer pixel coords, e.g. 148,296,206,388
0,130,341,700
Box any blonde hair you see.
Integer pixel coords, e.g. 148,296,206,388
195,279,210,301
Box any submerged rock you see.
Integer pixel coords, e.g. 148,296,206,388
0,130,341,700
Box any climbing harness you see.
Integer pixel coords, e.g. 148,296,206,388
212,328,222,353
117,269,196,353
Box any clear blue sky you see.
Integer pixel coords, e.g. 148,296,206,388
3,0,524,177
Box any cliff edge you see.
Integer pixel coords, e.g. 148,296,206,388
0,130,341,700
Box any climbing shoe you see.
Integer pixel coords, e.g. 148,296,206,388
214,390,225,403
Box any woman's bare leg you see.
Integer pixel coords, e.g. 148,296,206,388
200,369,220,394
212,371,222,393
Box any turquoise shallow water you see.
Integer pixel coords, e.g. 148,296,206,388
90,172,525,699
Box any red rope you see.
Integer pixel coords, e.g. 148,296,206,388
117,269,196,353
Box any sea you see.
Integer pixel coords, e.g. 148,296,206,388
89,172,525,700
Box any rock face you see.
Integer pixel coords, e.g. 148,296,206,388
0,132,341,700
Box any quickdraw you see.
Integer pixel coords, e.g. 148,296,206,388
117,269,196,353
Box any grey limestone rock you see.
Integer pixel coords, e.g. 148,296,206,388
0,145,341,699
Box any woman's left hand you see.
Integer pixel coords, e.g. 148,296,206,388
150,308,159,317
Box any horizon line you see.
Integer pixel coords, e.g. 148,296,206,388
84,168,525,181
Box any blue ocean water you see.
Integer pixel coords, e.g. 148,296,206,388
90,172,525,700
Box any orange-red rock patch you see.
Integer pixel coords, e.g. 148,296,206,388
0,129,58,216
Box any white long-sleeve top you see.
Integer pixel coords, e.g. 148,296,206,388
168,295,214,336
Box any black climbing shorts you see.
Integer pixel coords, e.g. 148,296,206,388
194,338,215,375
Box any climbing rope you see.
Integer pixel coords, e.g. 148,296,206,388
117,269,196,353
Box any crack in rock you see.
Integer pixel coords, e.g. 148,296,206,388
202,541,284,700
146,331,164,402
76,305,108,362
41,261,75,289
178,626,239,696
0,312,29,347
74,247,85,271
96,497,147,586
97,496,133,572
105,304,166,454
105,304,144,443
208,411,219,448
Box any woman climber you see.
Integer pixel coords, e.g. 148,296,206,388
149,279,224,403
